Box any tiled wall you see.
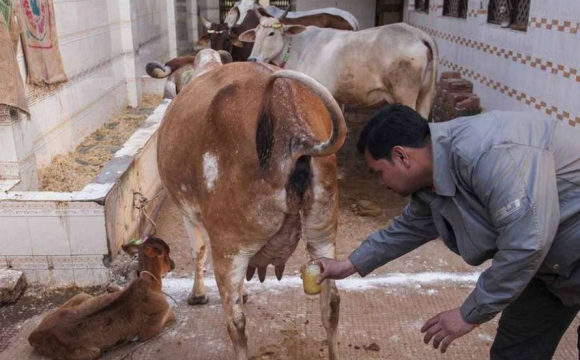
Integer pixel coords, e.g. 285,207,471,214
1,0,178,192
0,200,109,287
405,0,580,126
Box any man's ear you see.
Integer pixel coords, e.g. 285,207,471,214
284,25,306,35
392,146,409,166
198,34,211,46
239,29,256,43
143,244,163,258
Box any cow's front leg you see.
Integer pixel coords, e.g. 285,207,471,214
183,216,209,305
214,255,249,360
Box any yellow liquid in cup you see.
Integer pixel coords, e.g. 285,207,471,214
302,264,323,295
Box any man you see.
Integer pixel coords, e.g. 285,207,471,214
314,105,580,359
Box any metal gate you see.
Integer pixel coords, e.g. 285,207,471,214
443,0,468,18
415,0,429,13
488,0,530,31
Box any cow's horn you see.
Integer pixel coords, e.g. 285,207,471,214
199,16,212,30
271,70,347,157
279,5,291,20
145,61,172,79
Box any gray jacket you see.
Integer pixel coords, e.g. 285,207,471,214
349,111,580,324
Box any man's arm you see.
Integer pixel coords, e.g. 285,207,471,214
348,192,440,276
460,145,560,324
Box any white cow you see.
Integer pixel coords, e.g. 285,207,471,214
240,17,438,118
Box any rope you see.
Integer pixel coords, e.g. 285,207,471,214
133,189,166,237
114,290,184,360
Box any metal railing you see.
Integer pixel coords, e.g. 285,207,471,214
488,0,530,31
415,0,430,13
443,0,468,18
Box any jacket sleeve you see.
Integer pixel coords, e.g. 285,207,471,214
460,145,560,324
348,192,440,276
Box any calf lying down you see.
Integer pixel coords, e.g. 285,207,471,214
28,237,175,360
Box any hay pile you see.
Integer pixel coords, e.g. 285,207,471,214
38,95,163,192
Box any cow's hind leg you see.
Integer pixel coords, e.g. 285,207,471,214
308,243,341,360
183,216,209,305
214,250,250,360
303,158,341,360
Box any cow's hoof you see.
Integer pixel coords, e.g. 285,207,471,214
188,294,209,305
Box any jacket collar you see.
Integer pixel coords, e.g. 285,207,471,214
429,122,456,197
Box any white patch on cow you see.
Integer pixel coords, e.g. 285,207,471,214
180,184,187,192
203,152,219,192
231,243,265,284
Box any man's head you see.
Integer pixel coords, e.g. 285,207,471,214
358,105,433,197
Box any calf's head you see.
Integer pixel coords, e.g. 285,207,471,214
122,237,175,278
240,17,306,63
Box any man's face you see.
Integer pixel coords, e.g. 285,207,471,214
364,148,422,197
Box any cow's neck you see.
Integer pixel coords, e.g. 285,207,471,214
273,38,293,69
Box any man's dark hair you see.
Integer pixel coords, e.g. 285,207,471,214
357,105,431,161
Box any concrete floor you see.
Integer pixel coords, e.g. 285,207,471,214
1,108,579,360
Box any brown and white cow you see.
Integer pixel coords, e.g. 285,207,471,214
145,49,233,98
28,238,175,360
240,18,438,118
157,62,346,359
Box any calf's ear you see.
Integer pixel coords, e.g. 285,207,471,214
239,29,257,43
122,243,140,256
230,34,244,48
143,244,163,258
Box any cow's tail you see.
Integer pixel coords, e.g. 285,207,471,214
145,61,172,79
257,70,346,165
419,33,438,117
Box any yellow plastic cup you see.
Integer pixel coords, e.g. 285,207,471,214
301,263,323,295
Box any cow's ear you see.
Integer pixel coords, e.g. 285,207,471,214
257,7,273,18
230,34,244,48
218,50,233,63
284,25,306,35
225,7,240,28
198,34,211,46
239,29,256,43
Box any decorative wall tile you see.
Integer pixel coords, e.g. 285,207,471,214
28,217,71,256
68,216,108,255
0,217,33,255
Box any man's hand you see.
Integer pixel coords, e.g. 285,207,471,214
310,258,359,284
420,308,476,353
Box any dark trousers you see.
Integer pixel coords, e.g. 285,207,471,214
490,278,580,360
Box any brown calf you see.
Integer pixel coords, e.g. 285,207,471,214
157,62,346,359
28,237,175,360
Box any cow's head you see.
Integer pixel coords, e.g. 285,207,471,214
198,8,243,52
240,17,306,63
